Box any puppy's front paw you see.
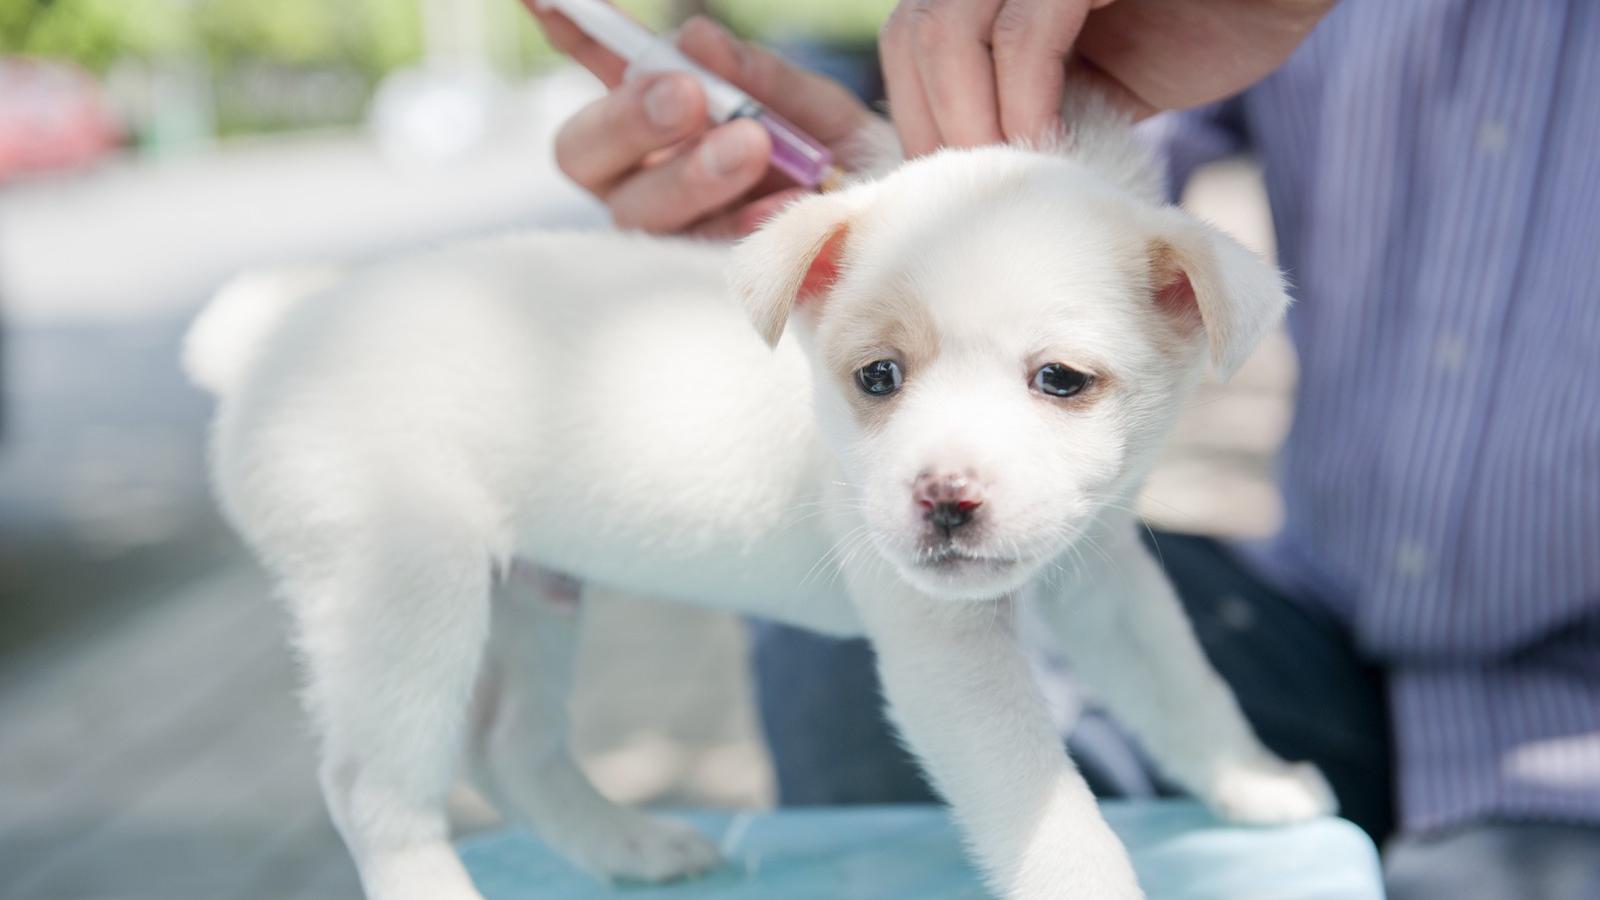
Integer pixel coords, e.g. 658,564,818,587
1205,759,1337,825
569,812,723,884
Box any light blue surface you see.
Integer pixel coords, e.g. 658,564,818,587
459,801,1384,899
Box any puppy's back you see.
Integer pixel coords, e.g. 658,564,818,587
190,230,833,614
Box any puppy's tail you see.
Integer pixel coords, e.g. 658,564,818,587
183,266,341,397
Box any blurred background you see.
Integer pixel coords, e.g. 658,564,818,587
0,1,1291,897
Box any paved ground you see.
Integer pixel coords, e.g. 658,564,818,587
0,79,1292,898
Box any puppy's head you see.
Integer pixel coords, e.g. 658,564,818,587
733,143,1287,600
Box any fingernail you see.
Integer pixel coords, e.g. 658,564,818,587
699,124,759,177
643,77,690,129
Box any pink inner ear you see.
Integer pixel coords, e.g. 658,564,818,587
1154,270,1197,315
1150,244,1202,329
797,225,849,305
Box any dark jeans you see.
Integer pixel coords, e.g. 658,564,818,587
751,532,1600,899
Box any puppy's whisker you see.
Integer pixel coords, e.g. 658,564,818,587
800,522,875,590
826,531,884,594
780,504,874,529
1080,493,1170,572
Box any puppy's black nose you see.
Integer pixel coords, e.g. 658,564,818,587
929,500,976,531
914,472,984,533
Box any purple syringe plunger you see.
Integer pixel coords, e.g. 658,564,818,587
749,107,834,189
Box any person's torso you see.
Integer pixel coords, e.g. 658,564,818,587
1243,0,1600,660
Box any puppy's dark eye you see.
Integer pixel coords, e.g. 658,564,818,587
1033,363,1092,398
856,359,904,396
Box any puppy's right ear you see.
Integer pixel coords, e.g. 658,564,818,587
1144,208,1291,380
730,192,861,348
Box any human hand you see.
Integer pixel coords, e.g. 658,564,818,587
879,0,1334,156
526,7,875,237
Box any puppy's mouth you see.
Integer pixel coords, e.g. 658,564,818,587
915,544,1016,572
888,539,1035,601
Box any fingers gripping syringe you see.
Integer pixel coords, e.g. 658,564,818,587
537,0,843,190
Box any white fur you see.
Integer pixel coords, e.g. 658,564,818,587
188,114,1331,900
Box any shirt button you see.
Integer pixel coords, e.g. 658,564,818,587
1216,594,1257,631
1434,334,1468,374
1395,541,1431,578
1477,120,1509,156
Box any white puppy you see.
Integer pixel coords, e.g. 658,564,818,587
185,111,1334,900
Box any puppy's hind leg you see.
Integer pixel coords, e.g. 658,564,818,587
468,564,722,883
289,505,495,900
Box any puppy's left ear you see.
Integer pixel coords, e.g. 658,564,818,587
731,191,863,348
1146,209,1291,379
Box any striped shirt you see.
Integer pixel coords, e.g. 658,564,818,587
1154,0,1600,832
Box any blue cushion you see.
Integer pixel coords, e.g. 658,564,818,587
459,801,1384,899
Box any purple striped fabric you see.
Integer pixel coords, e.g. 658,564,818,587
1151,0,1600,832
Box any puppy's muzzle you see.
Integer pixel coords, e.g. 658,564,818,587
914,471,984,534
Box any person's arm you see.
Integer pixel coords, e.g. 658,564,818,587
526,8,875,237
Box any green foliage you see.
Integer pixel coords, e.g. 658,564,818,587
0,0,872,76
0,0,425,76
0,0,882,137
357,0,426,72
192,0,423,78
0,0,193,69
713,0,893,42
